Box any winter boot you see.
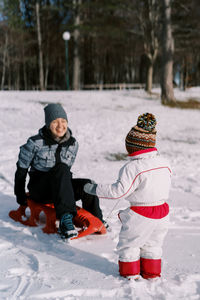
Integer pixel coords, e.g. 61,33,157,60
102,220,109,229
118,260,140,278
140,258,161,279
59,213,78,240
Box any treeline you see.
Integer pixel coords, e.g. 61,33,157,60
0,0,200,93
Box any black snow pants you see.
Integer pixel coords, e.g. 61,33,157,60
28,163,103,220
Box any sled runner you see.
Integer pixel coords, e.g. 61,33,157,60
9,198,107,239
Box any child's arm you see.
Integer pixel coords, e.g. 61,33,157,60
84,163,139,200
14,138,36,205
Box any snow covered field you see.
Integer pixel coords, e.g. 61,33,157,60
0,88,200,300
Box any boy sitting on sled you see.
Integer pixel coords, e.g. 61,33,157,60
84,113,171,279
14,103,106,240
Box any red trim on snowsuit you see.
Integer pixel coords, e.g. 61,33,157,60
118,260,140,277
140,258,161,279
130,202,169,219
128,147,157,157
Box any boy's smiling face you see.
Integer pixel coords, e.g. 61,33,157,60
49,118,68,138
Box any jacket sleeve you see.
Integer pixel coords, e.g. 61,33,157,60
14,138,36,205
17,138,36,169
14,164,28,205
96,163,139,200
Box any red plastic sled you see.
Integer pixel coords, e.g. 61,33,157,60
9,198,106,239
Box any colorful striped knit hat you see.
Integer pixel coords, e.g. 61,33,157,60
125,113,157,154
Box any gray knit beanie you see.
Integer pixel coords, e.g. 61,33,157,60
44,103,68,127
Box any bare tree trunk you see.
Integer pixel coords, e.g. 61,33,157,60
146,58,153,93
161,0,175,104
23,60,27,90
22,41,28,90
73,0,81,90
137,0,159,93
7,53,11,90
45,61,49,90
15,64,20,90
1,33,8,90
36,2,45,91
183,56,188,91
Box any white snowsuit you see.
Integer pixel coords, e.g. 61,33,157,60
95,148,171,267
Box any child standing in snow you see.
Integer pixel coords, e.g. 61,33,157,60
84,113,171,279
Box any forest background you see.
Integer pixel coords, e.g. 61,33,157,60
0,0,200,104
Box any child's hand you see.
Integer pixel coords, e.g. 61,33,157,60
84,183,97,195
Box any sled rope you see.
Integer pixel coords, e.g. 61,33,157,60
106,198,121,220
98,198,122,232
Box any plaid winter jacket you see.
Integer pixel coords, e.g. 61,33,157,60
14,126,78,205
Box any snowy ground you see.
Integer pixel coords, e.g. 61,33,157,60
0,88,200,300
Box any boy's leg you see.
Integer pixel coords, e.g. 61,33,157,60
72,178,103,221
140,215,169,279
28,163,77,219
28,163,78,239
28,170,51,203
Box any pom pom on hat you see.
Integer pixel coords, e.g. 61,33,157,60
125,113,157,155
137,113,157,131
